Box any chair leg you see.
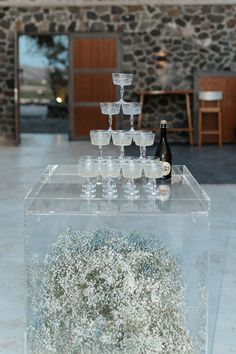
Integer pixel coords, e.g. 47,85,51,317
218,110,222,147
198,112,202,146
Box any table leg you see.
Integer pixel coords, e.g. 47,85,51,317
186,93,194,146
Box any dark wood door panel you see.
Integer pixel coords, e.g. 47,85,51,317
74,107,107,137
70,35,119,139
200,77,225,91
73,38,117,69
73,106,118,137
223,78,236,142
74,73,116,102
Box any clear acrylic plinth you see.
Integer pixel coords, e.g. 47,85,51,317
25,165,210,354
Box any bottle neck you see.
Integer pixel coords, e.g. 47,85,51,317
160,127,167,139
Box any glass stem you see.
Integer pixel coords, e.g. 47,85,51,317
139,147,142,159
130,115,134,131
107,178,111,193
108,115,113,131
98,145,102,159
131,178,135,193
120,145,125,159
86,178,90,190
152,178,156,194
141,146,146,159
120,86,124,100
126,179,131,188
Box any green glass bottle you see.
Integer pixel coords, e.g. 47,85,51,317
155,120,172,180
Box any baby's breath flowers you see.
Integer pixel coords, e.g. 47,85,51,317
27,228,194,353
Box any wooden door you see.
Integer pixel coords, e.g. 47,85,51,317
199,75,236,144
70,35,119,139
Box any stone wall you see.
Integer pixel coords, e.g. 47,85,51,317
1,5,236,141
1,0,236,6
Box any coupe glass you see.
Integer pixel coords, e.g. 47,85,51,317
133,131,155,159
100,102,120,131
100,157,121,199
90,130,111,159
143,159,164,198
112,73,134,103
78,157,99,198
112,130,133,160
122,102,142,133
121,158,143,199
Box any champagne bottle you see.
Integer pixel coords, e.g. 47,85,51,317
155,120,172,180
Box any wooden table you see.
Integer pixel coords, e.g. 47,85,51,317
138,90,194,145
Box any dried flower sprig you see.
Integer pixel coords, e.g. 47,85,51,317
27,228,194,354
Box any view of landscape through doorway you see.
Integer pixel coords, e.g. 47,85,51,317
17,33,120,140
18,34,69,135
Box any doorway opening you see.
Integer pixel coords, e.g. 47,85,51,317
18,34,69,134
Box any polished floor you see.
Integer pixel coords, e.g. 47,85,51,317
0,134,235,354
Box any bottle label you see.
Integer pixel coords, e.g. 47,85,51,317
163,162,171,176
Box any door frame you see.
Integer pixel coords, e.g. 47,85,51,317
69,32,121,140
193,70,236,144
15,31,70,143
14,32,20,145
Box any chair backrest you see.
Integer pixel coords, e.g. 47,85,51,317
198,91,223,101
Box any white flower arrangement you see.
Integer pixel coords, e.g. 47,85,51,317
27,228,195,354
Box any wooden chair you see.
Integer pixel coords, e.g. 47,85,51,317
198,91,223,146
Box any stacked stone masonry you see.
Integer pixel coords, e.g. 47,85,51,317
0,5,236,141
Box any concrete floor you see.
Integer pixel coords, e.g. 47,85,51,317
0,134,235,354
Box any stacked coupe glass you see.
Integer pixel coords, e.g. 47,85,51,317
80,73,164,200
